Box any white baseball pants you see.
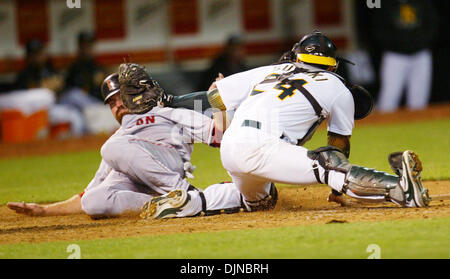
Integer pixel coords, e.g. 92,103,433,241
220,126,386,209
82,135,243,216
377,49,432,112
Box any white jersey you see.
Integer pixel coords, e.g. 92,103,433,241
216,62,354,144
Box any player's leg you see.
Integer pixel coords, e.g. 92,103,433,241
257,140,400,204
224,136,429,207
377,51,409,112
81,170,155,216
306,147,430,207
202,182,245,214
224,173,277,211
219,133,281,211
101,136,191,195
140,182,248,219
405,49,432,110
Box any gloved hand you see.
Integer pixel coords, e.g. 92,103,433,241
183,162,197,179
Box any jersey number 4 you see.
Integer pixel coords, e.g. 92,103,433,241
251,78,308,101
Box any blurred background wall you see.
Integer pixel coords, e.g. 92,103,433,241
0,0,358,93
0,0,447,142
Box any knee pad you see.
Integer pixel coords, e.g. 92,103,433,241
307,146,351,184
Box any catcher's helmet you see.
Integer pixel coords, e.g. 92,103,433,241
101,73,120,104
292,30,338,69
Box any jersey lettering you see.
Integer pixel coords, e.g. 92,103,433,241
251,78,308,101
136,116,155,126
275,79,307,100
250,73,281,96
305,72,328,81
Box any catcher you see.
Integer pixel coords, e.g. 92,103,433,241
7,69,244,218
142,31,431,219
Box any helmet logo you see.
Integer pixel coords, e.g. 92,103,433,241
305,45,315,52
106,79,116,91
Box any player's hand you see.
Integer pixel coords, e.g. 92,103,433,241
208,73,225,91
183,162,197,179
216,73,224,81
327,192,349,207
7,202,46,216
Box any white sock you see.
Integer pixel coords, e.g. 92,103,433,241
176,190,203,217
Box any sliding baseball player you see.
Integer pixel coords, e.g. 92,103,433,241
7,72,244,218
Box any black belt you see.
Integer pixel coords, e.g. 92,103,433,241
242,119,261,129
243,120,290,141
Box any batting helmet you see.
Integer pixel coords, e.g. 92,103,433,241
101,73,120,104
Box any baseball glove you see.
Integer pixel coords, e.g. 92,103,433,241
118,63,170,114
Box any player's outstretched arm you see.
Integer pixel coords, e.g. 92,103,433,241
212,110,231,133
327,131,351,158
7,194,83,217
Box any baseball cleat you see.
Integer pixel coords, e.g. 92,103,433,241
140,189,190,219
400,150,430,207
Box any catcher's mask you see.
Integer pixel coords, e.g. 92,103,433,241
101,73,120,104
292,30,354,71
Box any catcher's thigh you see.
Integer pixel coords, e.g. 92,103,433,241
221,134,352,194
222,135,321,185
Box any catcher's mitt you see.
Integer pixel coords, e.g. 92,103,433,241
118,63,171,114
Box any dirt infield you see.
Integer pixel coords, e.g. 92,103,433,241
1,181,449,245
0,104,449,245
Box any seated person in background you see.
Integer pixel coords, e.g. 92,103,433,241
14,39,63,93
4,39,85,137
197,35,248,92
59,31,105,112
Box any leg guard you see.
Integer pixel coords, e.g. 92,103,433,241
344,166,400,198
308,146,405,205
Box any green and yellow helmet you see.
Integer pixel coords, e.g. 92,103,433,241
292,30,338,70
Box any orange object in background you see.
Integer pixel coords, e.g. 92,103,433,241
50,122,71,139
0,109,49,143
